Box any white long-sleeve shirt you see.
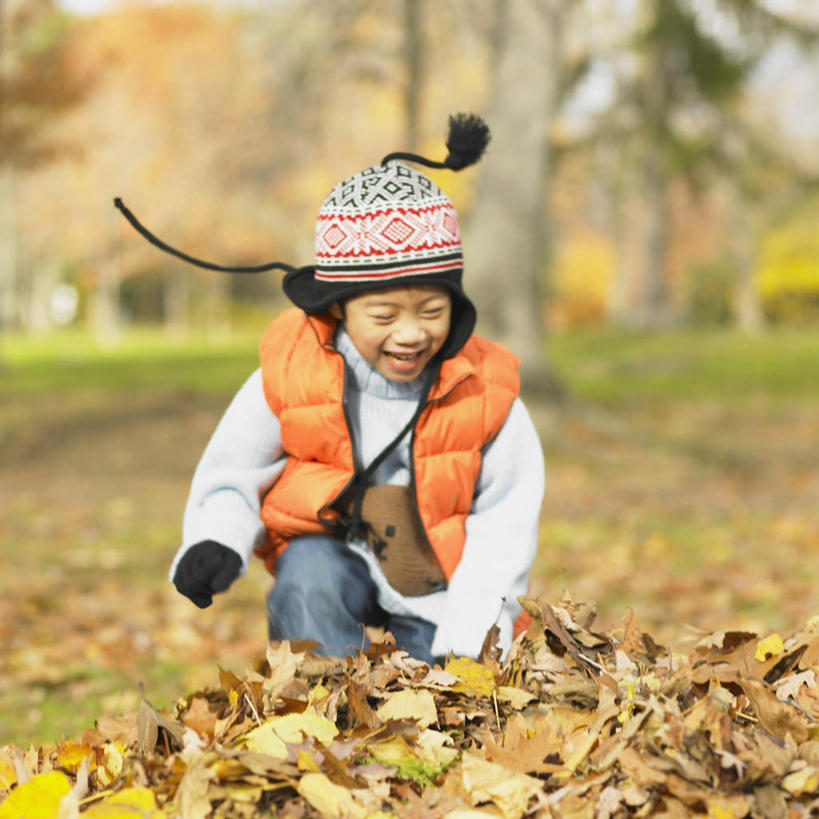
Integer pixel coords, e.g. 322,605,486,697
171,326,545,658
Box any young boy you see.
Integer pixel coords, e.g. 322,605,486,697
135,118,545,664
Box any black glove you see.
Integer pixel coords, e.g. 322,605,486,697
173,540,242,608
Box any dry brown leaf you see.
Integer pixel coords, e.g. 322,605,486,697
137,694,186,756
181,696,219,739
346,679,379,730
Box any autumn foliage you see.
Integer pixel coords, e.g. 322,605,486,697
3,594,819,817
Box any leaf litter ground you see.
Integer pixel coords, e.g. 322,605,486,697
4,593,819,818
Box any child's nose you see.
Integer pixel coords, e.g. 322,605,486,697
393,317,425,343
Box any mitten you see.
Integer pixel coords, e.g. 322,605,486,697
173,540,242,608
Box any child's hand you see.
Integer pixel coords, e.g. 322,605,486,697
172,540,242,608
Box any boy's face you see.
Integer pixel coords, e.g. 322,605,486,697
330,285,452,382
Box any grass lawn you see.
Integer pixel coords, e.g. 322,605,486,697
1,323,818,747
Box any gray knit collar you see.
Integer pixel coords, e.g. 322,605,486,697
335,325,427,399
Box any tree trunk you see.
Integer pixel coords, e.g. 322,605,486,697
203,272,231,341
403,0,422,152
93,261,121,347
23,257,60,333
464,0,562,395
0,164,17,331
727,187,766,332
640,34,673,328
641,142,672,326
732,224,765,332
164,270,190,338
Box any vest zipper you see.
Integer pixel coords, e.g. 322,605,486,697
317,354,361,531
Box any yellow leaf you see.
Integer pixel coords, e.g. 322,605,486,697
0,755,16,791
495,686,535,709
0,771,71,819
368,735,415,766
460,752,541,819
376,689,438,728
297,750,321,772
445,657,495,697
243,711,338,758
296,772,367,819
782,765,819,796
56,740,97,773
95,743,124,787
83,787,165,818
755,634,785,662
243,727,287,759
416,729,459,767
307,682,330,709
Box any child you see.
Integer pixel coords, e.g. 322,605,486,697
118,115,545,664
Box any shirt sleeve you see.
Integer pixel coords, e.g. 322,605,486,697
430,397,545,658
168,368,287,580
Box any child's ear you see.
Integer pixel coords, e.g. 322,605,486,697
328,302,343,320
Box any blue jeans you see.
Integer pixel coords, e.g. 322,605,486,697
266,535,438,664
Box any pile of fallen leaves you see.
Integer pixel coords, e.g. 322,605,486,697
3,595,819,818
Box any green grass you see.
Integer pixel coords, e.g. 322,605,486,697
0,659,188,746
3,323,817,402
0,326,264,398
547,327,819,403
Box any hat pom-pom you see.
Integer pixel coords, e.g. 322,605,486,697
444,113,490,170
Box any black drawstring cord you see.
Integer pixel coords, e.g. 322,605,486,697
343,364,439,544
113,197,297,275
380,152,450,170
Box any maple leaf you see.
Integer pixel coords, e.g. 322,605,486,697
774,669,816,702
180,696,219,739
264,641,306,697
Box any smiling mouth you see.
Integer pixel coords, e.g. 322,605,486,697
385,351,423,362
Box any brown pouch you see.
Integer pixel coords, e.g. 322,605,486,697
340,484,445,597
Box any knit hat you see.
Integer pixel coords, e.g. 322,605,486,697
283,160,464,309
114,113,489,356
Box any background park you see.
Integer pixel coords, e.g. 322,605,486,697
1,0,818,807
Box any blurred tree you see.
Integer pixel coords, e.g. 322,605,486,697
0,0,87,332
403,0,422,151
24,4,288,342
598,0,818,328
464,0,569,395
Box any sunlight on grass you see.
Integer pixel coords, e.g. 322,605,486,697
548,327,819,402
1,326,267,397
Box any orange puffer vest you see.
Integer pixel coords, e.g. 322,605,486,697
253,308,520,582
